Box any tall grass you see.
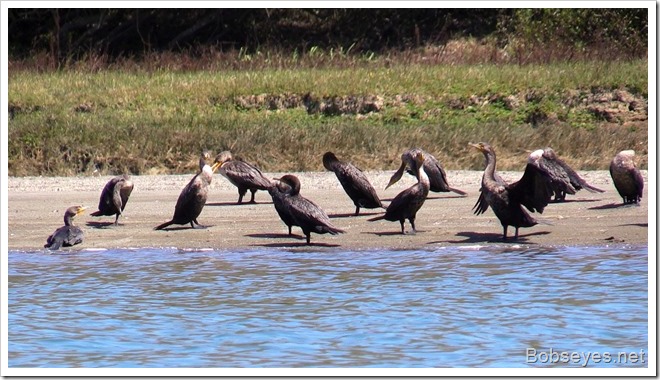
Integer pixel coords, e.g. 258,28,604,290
8,60,648,176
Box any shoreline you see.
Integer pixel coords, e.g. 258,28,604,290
8,170,649,251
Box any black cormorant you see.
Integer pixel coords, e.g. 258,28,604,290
531,147,605,201
470,142,553,240
90,174,134,225
610,150,644,204
322,152,383,215
44,205,86,250
155,153,220,230
268,176,297,236
269,174,344,244
369,150,430,234
213,151,272,204
386,148,466,196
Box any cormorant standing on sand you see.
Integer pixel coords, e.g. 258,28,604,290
155,152,221,230
470,142,553,240
45,205,86,250
531,147,604,202
610,150,644,204
213,151,272,204
269,174,344,244
90,174,134,225
369,150,430,234
386,148,466,196
322,151,383,215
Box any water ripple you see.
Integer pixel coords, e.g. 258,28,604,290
8,245,648,368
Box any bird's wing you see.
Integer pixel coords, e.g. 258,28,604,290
289,195,343,233
119,179,134,211
223,161,272,189
552,157,605,193
472,189,490,215
508,163,553,214
537,156,577,194
336,164,381,205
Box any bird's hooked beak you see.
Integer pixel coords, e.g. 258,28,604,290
468,142,485,152
385,161,407,190
211,160,223,172
76,206,87,215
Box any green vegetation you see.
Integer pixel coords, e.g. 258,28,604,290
8,58,648,176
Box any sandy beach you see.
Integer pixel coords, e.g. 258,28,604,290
8,170,648,251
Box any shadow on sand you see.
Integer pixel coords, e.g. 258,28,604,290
432,230,551,244
589,202,640,210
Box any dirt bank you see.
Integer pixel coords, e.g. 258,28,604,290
7,170,648,251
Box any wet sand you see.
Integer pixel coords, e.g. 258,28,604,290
8,170,648,251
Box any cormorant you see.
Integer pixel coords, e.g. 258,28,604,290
155,153,221,230
322,152,383,215
90,174,134,225
610,150,644,204
470,142,553,240
369,150,430,234
268,176,297,236
269,174,345,244
386,148,466,196
213,151,272,204
531,147,605,201
44,205,86,250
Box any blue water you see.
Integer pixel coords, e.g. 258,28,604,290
8,245,648,368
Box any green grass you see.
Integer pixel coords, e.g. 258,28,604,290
8,59,648,176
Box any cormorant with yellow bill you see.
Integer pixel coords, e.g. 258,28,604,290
470,142,553,240
369,150,430,234
45,205,86,250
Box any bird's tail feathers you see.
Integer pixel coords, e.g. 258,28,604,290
154,220,174,230
90,210,102,216
368,214,386,222
327,226,345,235
449,187,468,196
583,183,606,193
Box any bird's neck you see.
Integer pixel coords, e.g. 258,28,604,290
483,152,498,183
417,162,430,190
201,164,214,183
64,215,74,226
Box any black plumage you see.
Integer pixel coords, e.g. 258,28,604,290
369,150,430,234
90,174,134,225
386,148,466,196
268,177,297,236
44,205,86,250
323,152,383,215
269,174,345,244
214,151,272,204
532,147,605,201
610,150,644,204
470,142,553,240
155,153,220,230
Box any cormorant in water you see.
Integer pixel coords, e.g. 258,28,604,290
269,174,344,244
45,205,86,250
213,151,272,204
369,150,430,234
531,147,604,202
470,142,553,240
322,152,383,215
155,153,221,230
610,150,644,204
90,174,134,225
386,148,466,196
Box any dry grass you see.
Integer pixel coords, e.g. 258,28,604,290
8,52,648,176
